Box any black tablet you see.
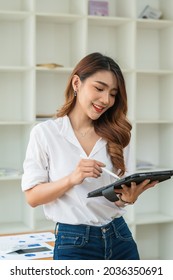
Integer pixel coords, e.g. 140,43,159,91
87,169,173,202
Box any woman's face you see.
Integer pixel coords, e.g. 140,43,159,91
73,70,118,120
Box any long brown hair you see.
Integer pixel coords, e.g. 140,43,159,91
56,52,132,175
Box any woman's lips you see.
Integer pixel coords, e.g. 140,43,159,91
92,104,105,113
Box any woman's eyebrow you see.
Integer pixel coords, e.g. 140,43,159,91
95,80,107,86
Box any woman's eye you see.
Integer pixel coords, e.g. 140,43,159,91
111,91,118,97
95,87,103,91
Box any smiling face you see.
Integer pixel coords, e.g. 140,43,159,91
72,70,118,121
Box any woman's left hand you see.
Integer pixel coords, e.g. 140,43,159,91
115,179,159,204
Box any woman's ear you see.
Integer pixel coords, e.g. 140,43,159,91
72,75,81,92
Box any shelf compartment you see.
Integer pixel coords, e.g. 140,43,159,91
36,17,86,68
0,125,31,171
136,223,173,259
109,0,135,18
0,15,34,66
88,20,135,69
136,123,173,169
135,178,173,218
136,24,173,70
136,73,173,121
0,71,35,122
35,0,87,15
136,0,173,20
36,71,69,117
136,224,159,259
0,181,28,234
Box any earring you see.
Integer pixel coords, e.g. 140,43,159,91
74,90,77,97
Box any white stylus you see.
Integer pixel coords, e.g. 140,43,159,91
80,155,120,180
102,167,120,180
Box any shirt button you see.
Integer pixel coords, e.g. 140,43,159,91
102,228,106,233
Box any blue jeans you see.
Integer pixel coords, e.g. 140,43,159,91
53,217,140,260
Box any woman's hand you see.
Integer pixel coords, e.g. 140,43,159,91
115,179,159,205
69,158,105,186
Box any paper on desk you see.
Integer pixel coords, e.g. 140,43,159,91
0,231,55,260
0,242,53,260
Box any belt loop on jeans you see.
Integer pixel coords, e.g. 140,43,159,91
54,222,59,235
85,225,90,243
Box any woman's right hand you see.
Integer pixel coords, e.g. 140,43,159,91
69,158,105,186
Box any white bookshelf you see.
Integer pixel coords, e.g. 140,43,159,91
0,0,173,259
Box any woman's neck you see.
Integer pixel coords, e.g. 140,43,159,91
68,110,93,131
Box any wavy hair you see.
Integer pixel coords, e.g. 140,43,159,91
56,52,132,175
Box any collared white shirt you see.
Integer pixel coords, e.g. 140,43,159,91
22,116,132,226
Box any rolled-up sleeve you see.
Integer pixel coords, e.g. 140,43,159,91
21,125,49,191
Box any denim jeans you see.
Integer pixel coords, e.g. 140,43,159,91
53,217,140,260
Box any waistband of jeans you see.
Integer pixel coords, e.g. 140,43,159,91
56,216,124,237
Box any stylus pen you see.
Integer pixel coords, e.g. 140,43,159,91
80,154,120,180
102,167,120,180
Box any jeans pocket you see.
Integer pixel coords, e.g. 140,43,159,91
57,232,86,249
113,221,133,241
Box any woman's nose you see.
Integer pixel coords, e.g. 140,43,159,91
100,92,110,104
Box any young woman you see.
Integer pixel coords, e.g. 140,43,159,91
22,52,158,260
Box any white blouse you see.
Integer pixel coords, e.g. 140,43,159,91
22,115,132,226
